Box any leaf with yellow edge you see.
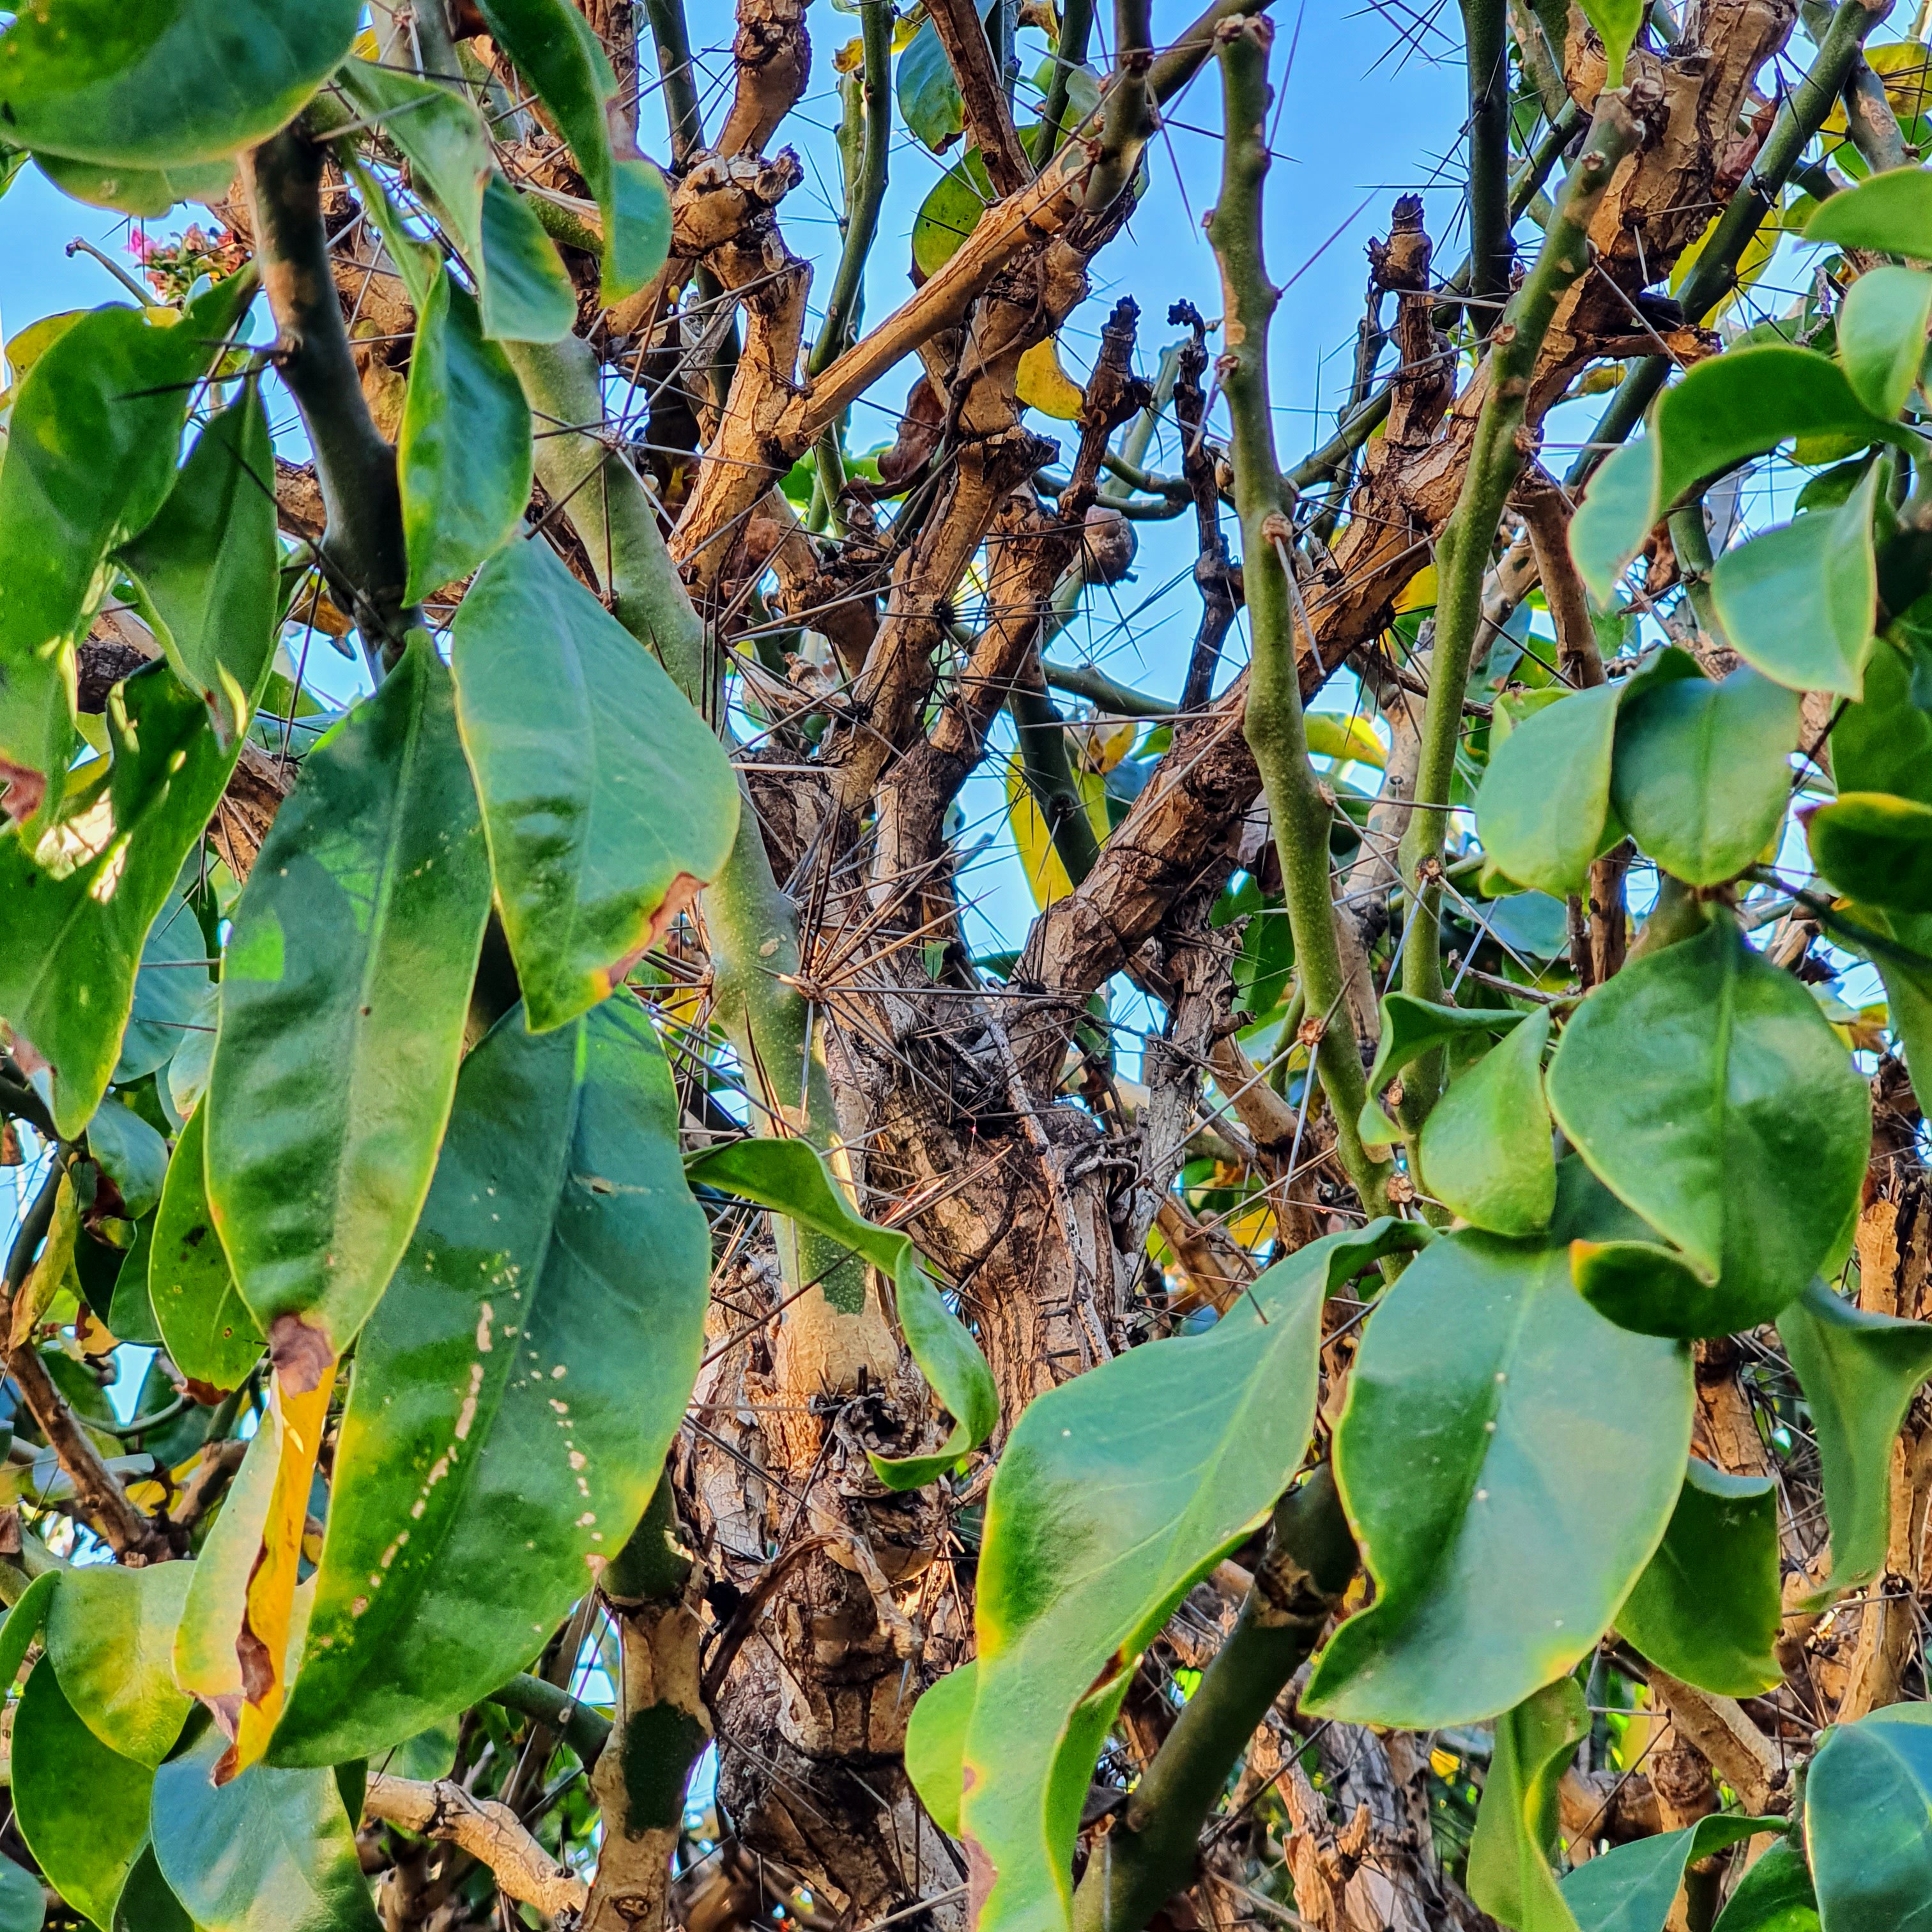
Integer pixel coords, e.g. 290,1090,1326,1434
1017,339,1085,421
1393,562,1437,613
8,1169,79,1349
1306,711,1388,769
1824,40,1932,134
232,1373,334,1778
1004,754,1110,908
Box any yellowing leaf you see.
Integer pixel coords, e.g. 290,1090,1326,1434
10,1170,78,1350
1393,562,1437,613
1825,41,1932,133
1017,339,1085,421
1067,716,1139,774
1005,755,1110,908
1305,711,1388,769
1670,206,1778,320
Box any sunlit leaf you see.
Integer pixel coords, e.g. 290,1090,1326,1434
208,634,491,1363
1837,266,1932,419
1807,791,1932,911
43,1561,192,1765
1708,1838,1816,1932
905,1659,977,1840
913,150,993,277
448,539,740,1032
35,151,234,217
151,1104,263,1393
1358,993,1528,1150
1417,1006,1556,1237
1806,162,1932,256
1017,339,1086,420
1466,1676,1588,1932
1004,752,1110,909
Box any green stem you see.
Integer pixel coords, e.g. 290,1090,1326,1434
1208,15,1389,1217
1068,1471,1356,1932
1039,0,1096,155
1042,659,1173,717
489,1673,614,1766
1568,0,1892,487
809,0,893,377
1012,686,1103,887
1397,89,1641,1048
642,0,705,163
1460,0,1512,323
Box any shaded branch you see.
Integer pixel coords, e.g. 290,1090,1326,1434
928,0,1032,195
808,0,893,376
643,0,705,162
1459,0,1513,323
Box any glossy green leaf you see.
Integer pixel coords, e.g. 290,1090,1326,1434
1570,439,1657,606
152,1105,263,1393
0,1854,45,1932
0,0,358,167
1805,163,1932,255
87,1098,168,1222
1777,1279,1932,1598
1709,1839,1817,1932
472,0,673,302
0,666,240,1138
269,999,709,1767
0,277,252,818
1305,1165,1692,1727
1838,266,1932,419
399,272,532,604
43,1561,192,1765
0,1570,59,1688
164,983,218,1126
1466,1676,1588,1932
1837,631,1932,803
107,1216,162,1346
449,538,739,1032
1357,993,1528,1149
152,1724,381,1932
1709,464,1879,699
1804,1702,1932,1931
686,1137,999,1487
36,150,234,217
962,1220,1429,1932
112,1846,192,1932
335,61,574,346
913,150,993,277
1609,668,1798,886
478,172,578,345
905,1659,976,1839
207,634,491,1362
13,1658,152,1931
1616,1459,1781,1696
1562,1813,1774,1932
1577,0,1644,84
898,17,965,152
1418,1006,1555,1236
114,882,211,1085
1475,684,1623,896
1546,916,1871,1337
120,383,279,742
1808,792,1932,912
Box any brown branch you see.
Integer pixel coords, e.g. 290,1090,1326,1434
362,1774,589,1916
927,0,1033,194
716,0,813,158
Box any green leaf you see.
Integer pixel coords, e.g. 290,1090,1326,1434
0,1854,46,1932
341,161,439,315
913,150,993,277
1609,668,1798,886
1709,464,1879,699
905,1659,977,1839
151,1104,263,1393
1474,684,1624,896
268,999,710,1768
1710,1839,1817,1932
471,0,673,302
398,271,533,604
1804,1703,1932,1931
1776,1279,1932,1598
36,151,234,217
1570,439,1657,606
478,172,578,344
898,17,965,152
0,277,252,817
107,1216,162,1346
1467,1676,1588,1932
1616,1459,1781,1696
0,1570,60,1688
119,382,279,742
1807,792,1932,912
1418,1006,1556,1236
1561,1813,1775,1932
1304,1165,1692,1727
335,61,575,346
686,1138,998,1487
43,1561,192,1765
0,666,241,1137
13,1657,153,1931
448,539,739,1032
1836,631,1932,802
1577,0,1644,85
0,0,359,167
1837,266,1932,418
111,1847,192,1932
86,1098,169,1222
207,634,491,1362
1806,164,1932,256
1357,992,1528,1149
114,881,211,1085
962,1220,1429,1932
1546,916,1871,1337
151,1724,381,1932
